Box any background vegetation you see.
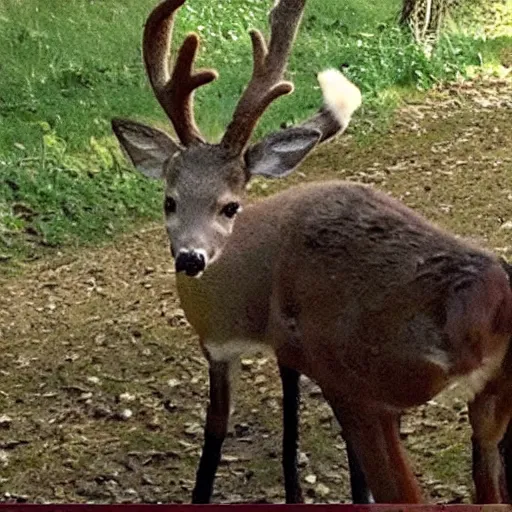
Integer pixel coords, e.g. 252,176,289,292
0,0,510,260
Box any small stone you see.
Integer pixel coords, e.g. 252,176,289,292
87,376,101,385
146,417,161,431
400,426,416,436
167,378,180,388
142,474,155,485
241,359,254,370
305,474,317,485
298,452,309,467
92,405,112,419
184,422,203,436
119,409,133,420
221,454,239,463
500,220,512,230
0,415,13,429
0,450,10,467
254,375,267,385
119,392,136,402
95,334,106,346
319,407,334,423
315,483,330,498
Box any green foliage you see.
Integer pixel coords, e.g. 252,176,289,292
0,125,161,254
0,0,510,258
453,0,512,39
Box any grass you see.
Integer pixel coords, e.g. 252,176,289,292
0,0,510,259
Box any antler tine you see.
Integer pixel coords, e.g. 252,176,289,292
143,0,218,146
221,0,307,156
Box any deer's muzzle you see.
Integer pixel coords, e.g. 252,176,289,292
175,250,206,277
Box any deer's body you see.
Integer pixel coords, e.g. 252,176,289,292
112,0,512,504
181,181,510,404
178,180,512,502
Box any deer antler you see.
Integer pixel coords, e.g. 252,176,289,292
143,0,218,146
221,0,307,156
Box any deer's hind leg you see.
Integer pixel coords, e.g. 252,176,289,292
346,435,374,503
342,415,402,503
469,379,512,504
502,421,512,500
280,362,375,504
326,396,423,503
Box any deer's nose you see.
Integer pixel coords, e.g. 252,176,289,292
175,250,206,277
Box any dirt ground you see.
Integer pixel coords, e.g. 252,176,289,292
1,78,512,504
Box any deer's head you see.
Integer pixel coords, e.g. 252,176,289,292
112,0,361,277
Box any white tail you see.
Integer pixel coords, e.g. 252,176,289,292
318,68,362,125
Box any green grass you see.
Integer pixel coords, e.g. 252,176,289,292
0,0,510,259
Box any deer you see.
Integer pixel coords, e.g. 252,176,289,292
111,0,512,504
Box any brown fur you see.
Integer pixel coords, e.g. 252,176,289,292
179,181,512,502
266,182,511,406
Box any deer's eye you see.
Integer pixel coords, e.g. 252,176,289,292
220,202,240,219
165,196,176,214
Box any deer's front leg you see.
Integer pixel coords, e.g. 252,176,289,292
192,359,235,503
279,364,304,503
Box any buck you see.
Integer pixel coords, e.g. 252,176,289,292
112,0,512,504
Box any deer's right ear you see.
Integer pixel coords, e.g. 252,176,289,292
111,118,181,179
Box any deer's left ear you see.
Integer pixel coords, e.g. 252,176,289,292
244,127,321,178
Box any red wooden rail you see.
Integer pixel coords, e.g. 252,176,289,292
1,506,512,512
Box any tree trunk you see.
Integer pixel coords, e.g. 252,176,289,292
400,0,453,43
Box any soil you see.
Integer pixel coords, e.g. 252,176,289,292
1,78,512,504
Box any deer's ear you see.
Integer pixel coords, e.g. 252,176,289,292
244,127,321,179
111,118,181,179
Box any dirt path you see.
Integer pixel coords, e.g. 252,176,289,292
1,79,512,504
